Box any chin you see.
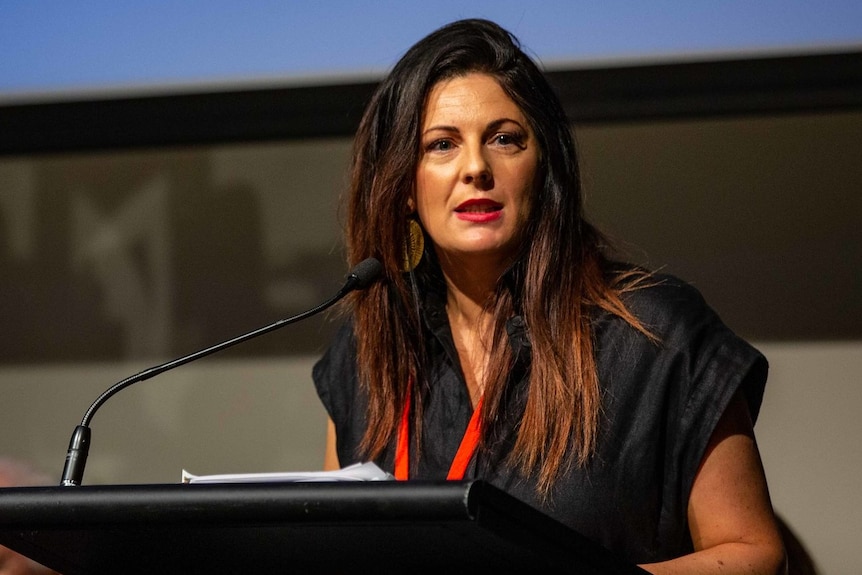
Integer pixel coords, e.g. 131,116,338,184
450,242,518,262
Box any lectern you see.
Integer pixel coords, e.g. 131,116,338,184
0,480,645,574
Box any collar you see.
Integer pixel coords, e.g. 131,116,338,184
418,280,531,367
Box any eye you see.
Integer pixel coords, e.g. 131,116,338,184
426,138,455,152
490,132,526,149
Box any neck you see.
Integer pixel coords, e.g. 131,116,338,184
436,251,508,324
435,251,512,407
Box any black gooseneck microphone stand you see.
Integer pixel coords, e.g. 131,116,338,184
60,258,382,486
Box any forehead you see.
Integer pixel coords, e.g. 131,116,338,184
421,73,526,126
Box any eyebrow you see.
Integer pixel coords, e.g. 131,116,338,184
421,124,459,136
421,118,527,137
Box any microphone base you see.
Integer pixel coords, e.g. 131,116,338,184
60,425,91,487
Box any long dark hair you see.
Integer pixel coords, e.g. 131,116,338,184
345,19,649,493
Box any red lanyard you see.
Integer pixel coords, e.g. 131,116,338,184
394,386,483,481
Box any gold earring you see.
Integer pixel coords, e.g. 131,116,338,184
402,218,424,272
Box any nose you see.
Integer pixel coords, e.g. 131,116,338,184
461,144,493,190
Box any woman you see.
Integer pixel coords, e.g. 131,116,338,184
313,19,786,573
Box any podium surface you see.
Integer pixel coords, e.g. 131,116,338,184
0,480,644,574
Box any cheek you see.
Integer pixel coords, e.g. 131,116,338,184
413,176,428,216
508,164,538,208
414,169,445,216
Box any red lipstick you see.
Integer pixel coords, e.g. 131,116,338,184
454,199,503,223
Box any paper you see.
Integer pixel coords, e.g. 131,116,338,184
181,461,393,484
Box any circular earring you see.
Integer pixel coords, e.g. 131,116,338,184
402,218,424,272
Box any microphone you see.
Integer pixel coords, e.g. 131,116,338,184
60,257,383,486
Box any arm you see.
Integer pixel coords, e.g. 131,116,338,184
640,391,787,574
323,417,340,471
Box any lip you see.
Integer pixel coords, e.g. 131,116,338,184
454,198,503,223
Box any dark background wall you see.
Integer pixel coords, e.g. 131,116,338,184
1,52,860,572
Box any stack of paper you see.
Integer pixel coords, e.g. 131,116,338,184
181,461,393,484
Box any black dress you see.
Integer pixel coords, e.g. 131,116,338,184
312,273,768,564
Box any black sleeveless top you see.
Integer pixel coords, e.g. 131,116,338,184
312,273,767,564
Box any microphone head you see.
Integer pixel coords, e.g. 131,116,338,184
346,258,383,291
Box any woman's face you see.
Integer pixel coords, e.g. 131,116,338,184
414,73,539,266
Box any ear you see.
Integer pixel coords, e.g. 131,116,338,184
406,195,416,214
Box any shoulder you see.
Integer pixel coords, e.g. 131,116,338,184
623,274,769,418
312,319,359,414
612,269,756,362
595,265,723,348
313,320,356,376
619,272,717,341
599,267,768,418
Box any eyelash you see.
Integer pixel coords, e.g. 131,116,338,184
424,131,526,152
426,139,454,152
492,132,526,148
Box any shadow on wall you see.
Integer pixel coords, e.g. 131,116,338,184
777,514,819,575
0,151,344,365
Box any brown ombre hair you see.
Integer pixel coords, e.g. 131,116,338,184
344,19,650,493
